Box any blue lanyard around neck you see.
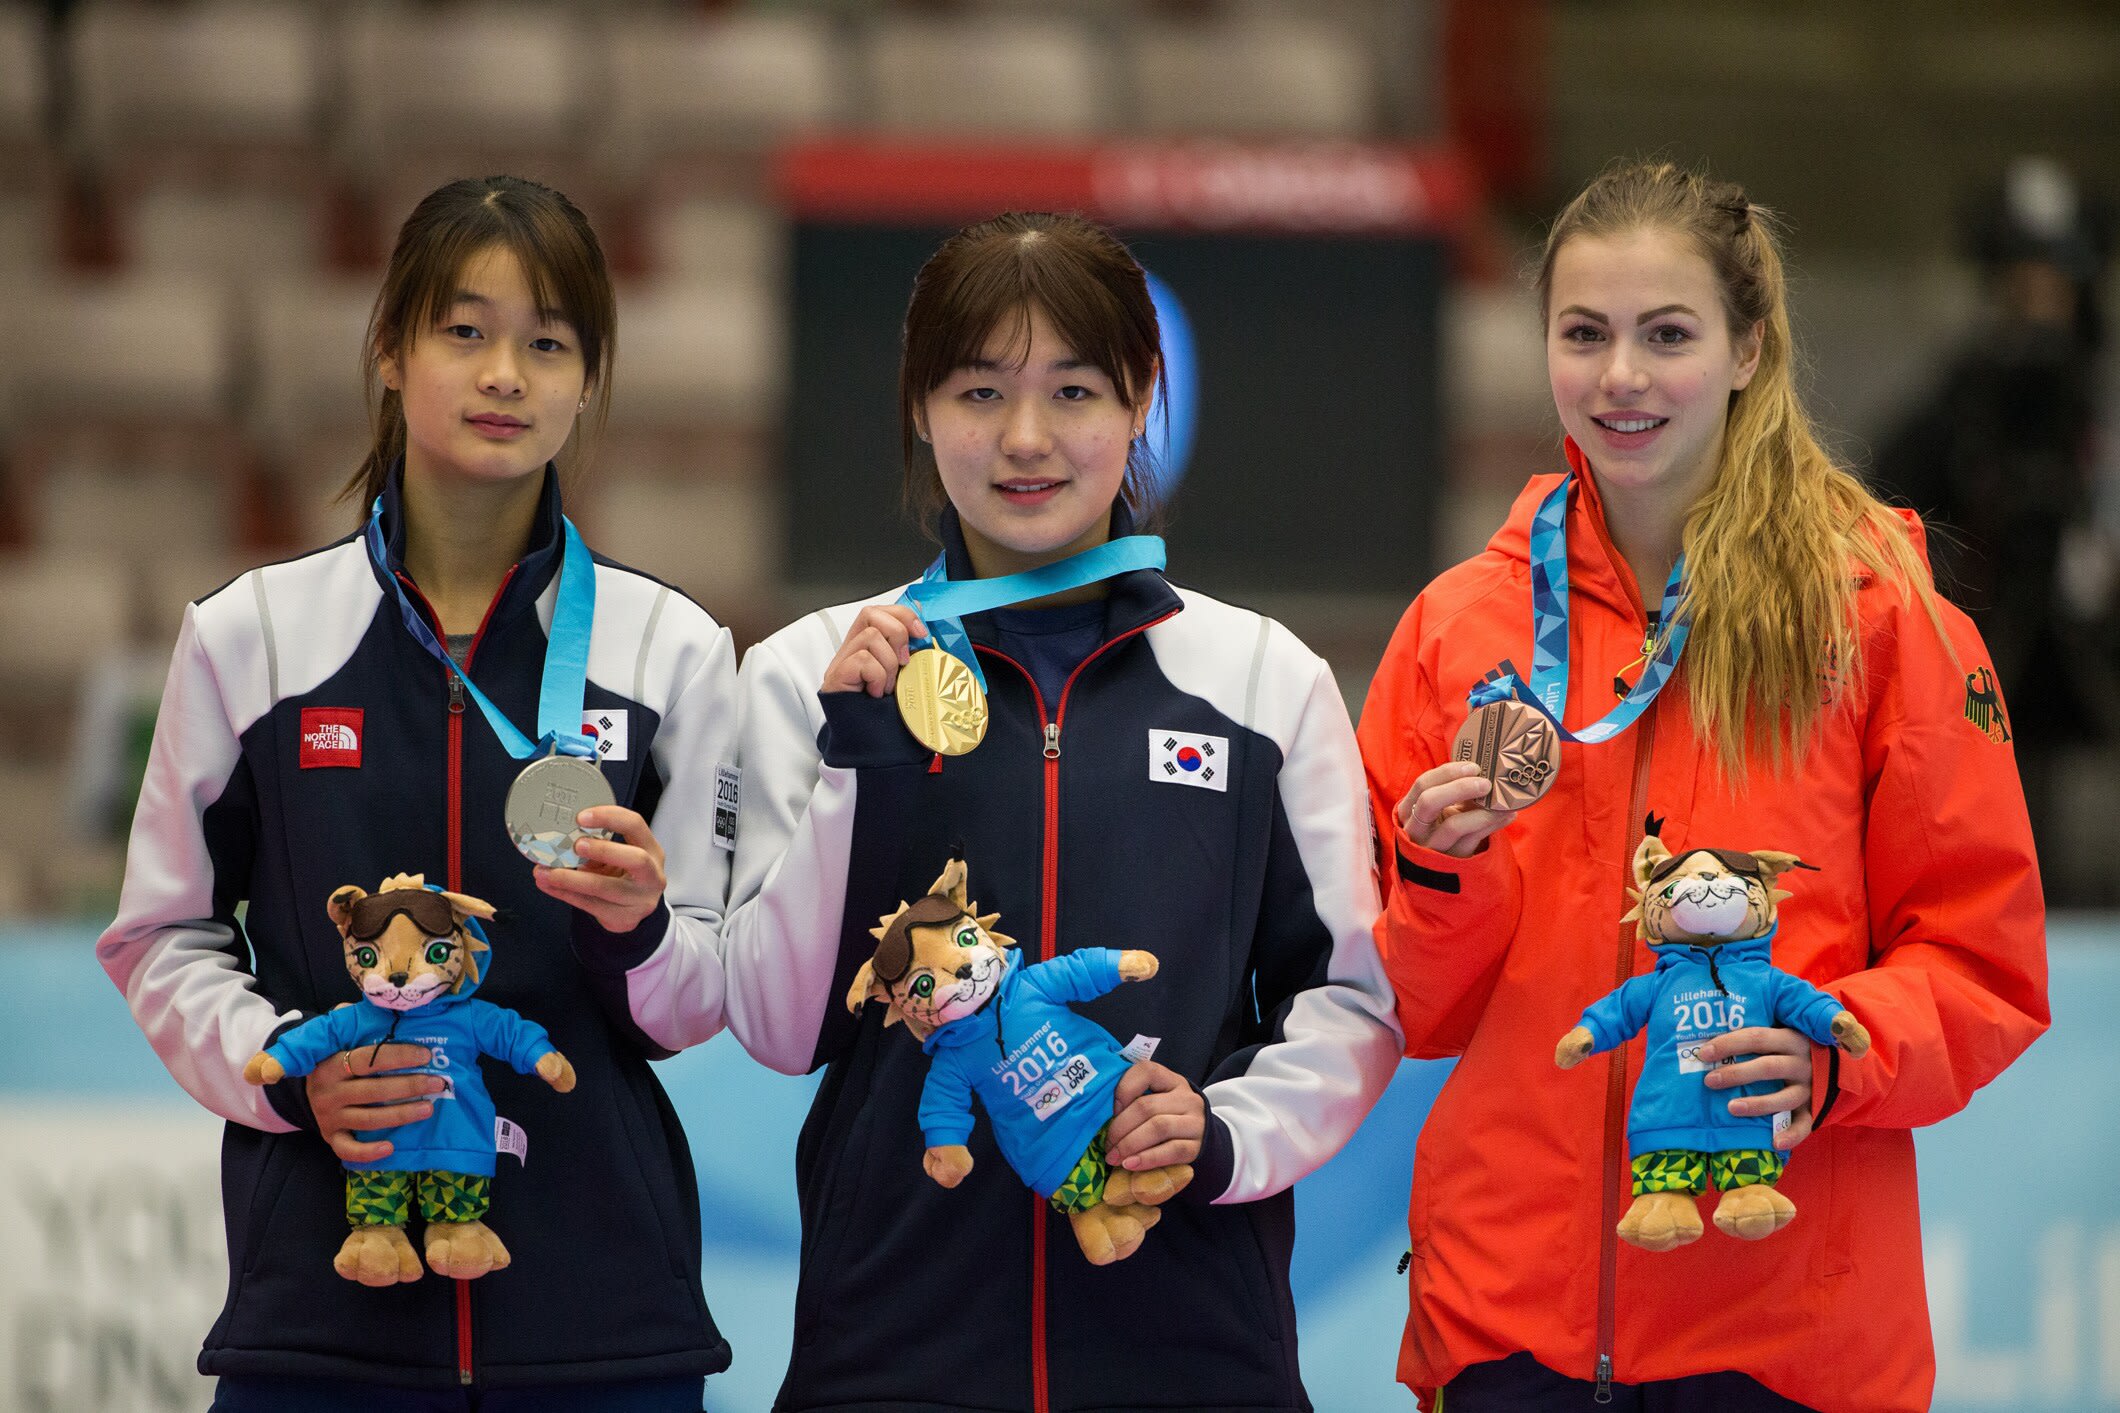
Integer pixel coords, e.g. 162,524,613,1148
366,497,597,760
896,535,1168,693
1466,474,1690,743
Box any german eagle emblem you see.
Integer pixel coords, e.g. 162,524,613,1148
1962,667,2011,745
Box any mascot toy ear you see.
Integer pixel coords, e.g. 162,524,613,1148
326,885,367,938
438,888,497,923
931,856,970,911
1748,849,1815,906
1631,836,1674,895
846,960,895,1018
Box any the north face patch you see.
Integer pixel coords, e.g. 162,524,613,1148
299,707,363,768
1962,667,2011,744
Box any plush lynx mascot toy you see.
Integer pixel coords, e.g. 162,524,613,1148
847,857,1193,1265
242,874,576,1285
1554,837,1871,1251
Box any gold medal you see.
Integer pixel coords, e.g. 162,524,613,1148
896,647,990,756
1451,700,1561,810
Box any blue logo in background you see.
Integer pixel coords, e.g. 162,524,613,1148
1142,269,1198,500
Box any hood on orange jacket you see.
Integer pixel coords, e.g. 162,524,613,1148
1357,441,2048,1412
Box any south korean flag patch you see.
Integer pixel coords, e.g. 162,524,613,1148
582,709,628,762
1151,731,1228,792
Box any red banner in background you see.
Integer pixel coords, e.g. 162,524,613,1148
775,138,1480,239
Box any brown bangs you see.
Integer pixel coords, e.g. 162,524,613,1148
899,211,1166,534
340,175,617,515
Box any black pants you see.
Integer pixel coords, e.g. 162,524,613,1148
1444,1353,1817,1411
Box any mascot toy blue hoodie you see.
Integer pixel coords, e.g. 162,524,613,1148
243,874,575,1286
847,857,1193,1266
1554,836,1871,1252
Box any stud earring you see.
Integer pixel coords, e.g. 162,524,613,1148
577,398,587,412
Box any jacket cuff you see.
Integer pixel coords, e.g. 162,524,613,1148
1391,824,1508,896
570,897,670,975
924,1123,974,1150
1177,1095,1236,1205
262,1013,321,1134
820,690,931,770
1810,1036,1843,1130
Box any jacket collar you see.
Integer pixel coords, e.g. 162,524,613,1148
367,462,570,634
1488,440,1940,606
1482,439,1668,619
938,501,1183,649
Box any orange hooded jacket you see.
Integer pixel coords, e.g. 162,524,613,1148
1357,444,2049,1411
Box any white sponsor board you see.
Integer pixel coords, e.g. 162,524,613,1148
0,1103,223,1413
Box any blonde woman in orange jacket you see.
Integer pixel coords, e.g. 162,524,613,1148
1358,162,2049,1411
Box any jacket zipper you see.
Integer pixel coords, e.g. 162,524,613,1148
978,608,1175,1413
396,564,515,1387
1596,692,1661,1404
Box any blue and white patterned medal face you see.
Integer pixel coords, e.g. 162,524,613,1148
504,754,615,869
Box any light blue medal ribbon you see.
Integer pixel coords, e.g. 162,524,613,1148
1466,475,1690,742
365,497,598,760
895,535,1169,691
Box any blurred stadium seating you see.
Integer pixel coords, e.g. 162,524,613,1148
0,0,2113,917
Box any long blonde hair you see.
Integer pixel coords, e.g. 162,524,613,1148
1538,162,1949,777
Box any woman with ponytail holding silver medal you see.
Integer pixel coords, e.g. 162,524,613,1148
720,211,1400,1412
1358,161,2050,1410
101,176,740,1410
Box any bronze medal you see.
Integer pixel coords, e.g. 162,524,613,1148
1451,700,1560,810
896,647,990,756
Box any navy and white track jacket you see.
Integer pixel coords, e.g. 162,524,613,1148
720,511,1403,1413
96,468,739,1389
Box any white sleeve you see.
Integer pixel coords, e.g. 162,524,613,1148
1204,655,1404,1203
580,618,741,1054
709,625,873,1074
96,600,302,1131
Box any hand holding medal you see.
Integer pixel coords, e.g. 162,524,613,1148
879,537,1168,756
529,803,668,934
367,499,634,888
1412,474,1692,847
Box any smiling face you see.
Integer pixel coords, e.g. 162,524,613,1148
886,914,1011,1031
378,243,589,491
918,302,1146,577
327,875,494,1012
1629,838,1805,946
1546,227,1762,510
343,916,468,1011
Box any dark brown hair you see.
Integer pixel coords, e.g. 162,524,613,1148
339,175,617,514
899,211,1167,533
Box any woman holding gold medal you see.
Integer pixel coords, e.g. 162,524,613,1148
1358,162,2049,1409
718,211,1401,1412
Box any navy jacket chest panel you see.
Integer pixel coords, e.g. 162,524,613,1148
820,647,1275,1141
242,610,661,1023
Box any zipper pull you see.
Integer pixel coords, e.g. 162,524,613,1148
447,673,465,715
1043,723,1060,760
1394,1250,1411,1276
1614,627,1657,699
1594,1355,1614,1404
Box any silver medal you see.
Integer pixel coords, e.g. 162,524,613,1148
504,754,615,869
